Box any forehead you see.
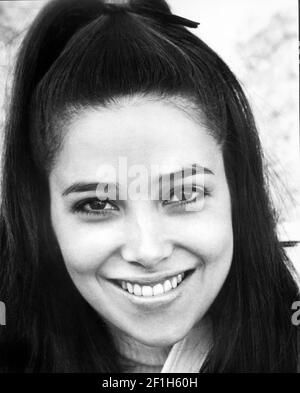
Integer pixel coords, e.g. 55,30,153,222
52,98,222,182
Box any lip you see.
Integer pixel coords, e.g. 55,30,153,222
99,268,196,309
108,268,194,286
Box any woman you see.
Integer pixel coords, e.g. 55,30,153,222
0,0,299,372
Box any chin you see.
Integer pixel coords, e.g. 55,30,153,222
132,325,190,347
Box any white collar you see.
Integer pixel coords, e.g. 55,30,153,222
161,316,212,373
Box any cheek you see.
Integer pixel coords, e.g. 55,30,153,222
56,226,119,274
50,199,121,274
172,209,233,267
199,217,233,264
181,210,233,311
196,190,233,265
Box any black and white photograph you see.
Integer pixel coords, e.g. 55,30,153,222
0,0,299,375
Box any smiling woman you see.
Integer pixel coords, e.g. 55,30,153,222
49,100,233,360
0,0,299,373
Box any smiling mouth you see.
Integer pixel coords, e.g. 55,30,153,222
109,269,195,298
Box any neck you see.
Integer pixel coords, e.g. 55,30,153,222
108,324,172,373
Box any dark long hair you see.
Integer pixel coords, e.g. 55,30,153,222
0,0,299,372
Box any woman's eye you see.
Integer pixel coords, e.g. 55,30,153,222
162,187,208,210
73,198,118,217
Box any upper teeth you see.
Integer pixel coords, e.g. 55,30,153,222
120,273,185,297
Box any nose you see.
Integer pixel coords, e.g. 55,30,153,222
121,203,173,269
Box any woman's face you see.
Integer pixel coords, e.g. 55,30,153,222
49,97,233,346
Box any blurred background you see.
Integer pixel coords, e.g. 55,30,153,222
0,0,299,271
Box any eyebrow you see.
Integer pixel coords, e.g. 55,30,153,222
62,163,214,197
158,163,213,186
